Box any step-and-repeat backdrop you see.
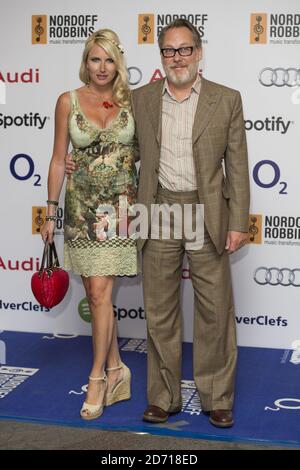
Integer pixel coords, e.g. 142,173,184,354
1,0,300,349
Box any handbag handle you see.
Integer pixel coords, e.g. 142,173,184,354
39,241,60,274
49,241,60,268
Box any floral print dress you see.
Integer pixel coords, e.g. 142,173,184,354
64,90,139,277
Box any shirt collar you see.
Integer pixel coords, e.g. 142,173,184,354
162,74,201,98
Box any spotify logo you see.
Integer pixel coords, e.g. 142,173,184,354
78,298,91,323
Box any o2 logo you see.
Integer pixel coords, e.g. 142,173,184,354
253,160,287,195
127,66,143,86
10,154,41,186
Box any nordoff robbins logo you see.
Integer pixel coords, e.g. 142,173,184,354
259,68,300,87
254,267,300,286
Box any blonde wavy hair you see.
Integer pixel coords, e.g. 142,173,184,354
79,29,130,108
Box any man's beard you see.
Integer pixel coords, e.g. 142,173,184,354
164,61,199,86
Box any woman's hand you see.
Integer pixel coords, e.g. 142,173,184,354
41,220,56,243
65,153,75,175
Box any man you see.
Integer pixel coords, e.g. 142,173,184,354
132,19,249,428
66,19,250,428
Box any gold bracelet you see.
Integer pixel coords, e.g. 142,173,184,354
47,200,59,206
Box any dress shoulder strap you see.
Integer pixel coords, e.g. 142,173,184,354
69,90,79,111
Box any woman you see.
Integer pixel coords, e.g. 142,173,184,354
41,29,139,420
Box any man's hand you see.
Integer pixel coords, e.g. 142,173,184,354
65,153,75,175
225,231,248,254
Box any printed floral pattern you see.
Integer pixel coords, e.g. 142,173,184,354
64,91,139,276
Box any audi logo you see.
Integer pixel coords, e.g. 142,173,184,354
127,66,143,86
254,267,300,286
259,68,300,87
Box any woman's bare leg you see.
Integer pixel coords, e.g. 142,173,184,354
81,275,115,406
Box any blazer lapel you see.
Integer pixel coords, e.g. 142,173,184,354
192,77,221,144
142,78,220,145
144,80,164,145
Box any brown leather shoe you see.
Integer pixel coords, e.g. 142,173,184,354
209,409,234,428
143,405,182,423
143,405,169,423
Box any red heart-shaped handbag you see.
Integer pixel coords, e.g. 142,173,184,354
31,241,69,308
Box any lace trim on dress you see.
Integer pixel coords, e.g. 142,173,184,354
64,241,140,277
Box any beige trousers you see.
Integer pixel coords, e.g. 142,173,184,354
142,186,237,412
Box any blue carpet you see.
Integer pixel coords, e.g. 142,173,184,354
0,331,299,447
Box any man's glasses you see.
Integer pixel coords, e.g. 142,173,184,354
160,46,195,58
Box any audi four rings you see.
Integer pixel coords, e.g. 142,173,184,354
259,68,300,87
254,267,300,286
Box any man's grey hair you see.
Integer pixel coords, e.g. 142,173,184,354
158,19,202,49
